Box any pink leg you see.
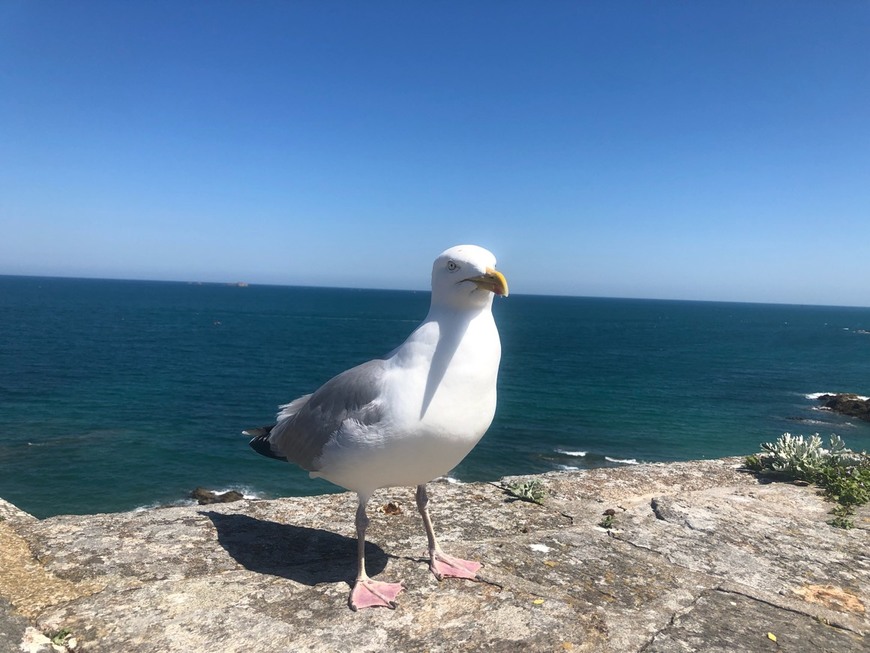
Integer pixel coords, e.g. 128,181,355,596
349,498,404,611
416,485,482,581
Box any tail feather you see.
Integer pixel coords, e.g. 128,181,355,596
242,426,271,438
244,425,288,462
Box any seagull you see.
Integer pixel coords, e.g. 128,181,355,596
245,244,508,610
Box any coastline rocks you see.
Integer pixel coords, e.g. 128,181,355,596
190,488,244,505
818,393,870,422
0,459,867,652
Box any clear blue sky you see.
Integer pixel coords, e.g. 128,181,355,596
2,2,868,306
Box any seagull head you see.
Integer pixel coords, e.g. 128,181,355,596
430,245,509,310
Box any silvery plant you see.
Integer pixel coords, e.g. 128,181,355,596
759,433,858,477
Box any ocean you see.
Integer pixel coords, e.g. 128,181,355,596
1,275,869,519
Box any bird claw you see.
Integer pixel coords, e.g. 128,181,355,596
430,551,482,581
349,578,404,610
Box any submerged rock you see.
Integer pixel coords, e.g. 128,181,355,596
0,459,866,652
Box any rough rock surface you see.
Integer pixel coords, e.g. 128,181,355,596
819,393,870,422
1,458,867,652
0,599,29,653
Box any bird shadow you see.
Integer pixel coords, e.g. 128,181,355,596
201,511,389,587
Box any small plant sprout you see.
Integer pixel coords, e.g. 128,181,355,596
599,508,617,529
49,628,73,646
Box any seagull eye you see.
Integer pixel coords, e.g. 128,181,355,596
446,260,459,272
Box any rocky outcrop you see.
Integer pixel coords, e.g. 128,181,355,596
190,488,245,505
819,393,870,422
0,458,867,652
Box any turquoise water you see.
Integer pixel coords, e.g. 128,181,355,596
2,275,869,518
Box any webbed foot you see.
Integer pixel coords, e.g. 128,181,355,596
349,578,404,610
430,551,482,581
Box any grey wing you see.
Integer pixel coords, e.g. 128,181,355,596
266,359,387,471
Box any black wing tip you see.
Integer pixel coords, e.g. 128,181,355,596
246,425,288,462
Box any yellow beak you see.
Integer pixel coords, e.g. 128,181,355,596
468,267,509,297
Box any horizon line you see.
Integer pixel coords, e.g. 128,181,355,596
2,272,868,310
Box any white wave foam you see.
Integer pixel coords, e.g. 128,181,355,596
605,456,640,465
555,449,587,457
805,391,870,401
134,499,195,512
211,485,263,500
133,485,264,513
555,464,580,471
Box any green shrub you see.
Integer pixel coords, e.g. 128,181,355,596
814,461,870,508
750,433,870,528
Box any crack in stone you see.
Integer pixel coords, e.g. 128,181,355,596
637,590,708,652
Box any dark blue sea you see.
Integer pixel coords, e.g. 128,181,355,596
2,275,869,519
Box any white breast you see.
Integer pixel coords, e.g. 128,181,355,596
312,308,501,497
